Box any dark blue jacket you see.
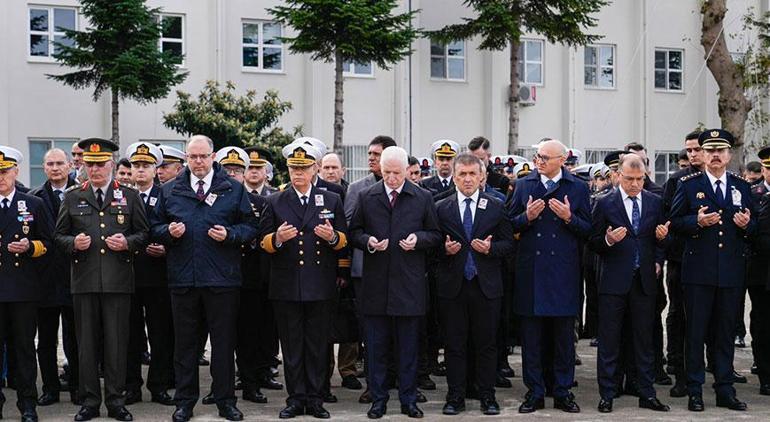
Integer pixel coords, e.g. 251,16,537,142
134,184,168,288
150,163,258,288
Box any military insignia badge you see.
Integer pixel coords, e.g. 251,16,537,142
117,214,125,225
696,192,705,199
22,225,29,235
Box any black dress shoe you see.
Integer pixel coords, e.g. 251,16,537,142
495,373,512,388
107,406,133,421
359,389,372,404
716,395,747,411
74,406,100,421
243,388,268,403
597,398,613,413
554,396,580,413
735,336,746,348
172,407,193,422
590,338,599,347
142,351,152,365
124,390,142,405
417,375,436,390
498,365,515,378
574,355,582,366
306,404,330,419
37,392,60,406
367,402,386,419
21,408,38,422
218,404,244,421
670,383,687,398
279,404,304,419
732,370,747,383
151,391,175,406
322,391,338,403
688,395,704,412
341,374,363,390
518,396,544,413
400,403,423,418
761,384,770,396
431,362,447,377
639,397,670,411
201,391,215,405
415,390,427,403
442,400,465,415
260,376,284,390
480,397,500,415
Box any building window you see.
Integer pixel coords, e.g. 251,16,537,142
343,61,374,77
159,14,184,65
28,6,77,60
584,44,615,89
430,39,465,81
517,39,544,85
29,138,78,187
654,151,680,185
340,145,370,182
655,49,683,91
242,21,283,72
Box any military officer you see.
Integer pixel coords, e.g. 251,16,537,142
420,140,459,195
156,145,186,184
243,147,278,197
283,138,346,202
0,146,54,422
55,138,150,422
259,143,348,419
670,129,755,412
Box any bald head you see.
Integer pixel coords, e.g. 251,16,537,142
535,139,567,178
320,153,345,184
187,135,214,153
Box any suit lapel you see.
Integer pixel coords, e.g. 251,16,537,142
375,184,392,213
700,173,722,210
285,189,306,222
444,195,466,240
613,189,633,232
300,188,318,230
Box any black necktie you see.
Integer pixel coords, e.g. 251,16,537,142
301,195,308,207
442,179,449,189
715,180,724,206
1,198,8,214
140,193,148,204
54,189,63,202
96,189,104,208
252,189,259,195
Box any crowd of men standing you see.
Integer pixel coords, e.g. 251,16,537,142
0,127,768,422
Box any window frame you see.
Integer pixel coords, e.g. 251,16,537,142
517,38,545,87
584,44,616,90
241,20,285,74
342,61,375,79
27,5,78,63
429,39,466,82
158,13,186,68
654,48,684,93
28,137,78,187
653,150,681,185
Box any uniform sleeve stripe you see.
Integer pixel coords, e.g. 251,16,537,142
30,240,47,258
260,233,277,253
333,231,347,251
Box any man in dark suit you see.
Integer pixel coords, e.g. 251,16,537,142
589,154,671,413
350,146,442,419
435,153,514,415
124,142,175,406
0,146,55,422
29,148,80,406
750,154,770,396
55,138,149,422
468,137,509,194
670,129,755,412
508,139,591,414
420,140,459,195
259,143,348,419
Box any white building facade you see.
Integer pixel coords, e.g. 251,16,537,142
1,0,767,186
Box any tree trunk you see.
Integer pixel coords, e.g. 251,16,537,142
111,88,120,145
333,49,344,153
508,40,520,154
701,0,751,166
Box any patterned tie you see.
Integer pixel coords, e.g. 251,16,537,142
715,179,724,206
463,197,477,280
545,179,556,190
389,190,398,208
96,189,104,208
630,196,640,268
196,180,206,201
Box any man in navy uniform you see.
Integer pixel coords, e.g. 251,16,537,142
420,140,459,195
670,129,755,411
589,153,671,413
0,146,54,422
435,153,514,415
750,148,770,396
286,137,346,202
243,147,278,197
156,145,186,184
508,139,591,414
259,143,348,419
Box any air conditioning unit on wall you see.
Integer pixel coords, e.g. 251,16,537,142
518,85,536,106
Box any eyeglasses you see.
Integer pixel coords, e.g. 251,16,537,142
225,168,245,175
187,154,212,162
534,153,560,162
71,152,83,157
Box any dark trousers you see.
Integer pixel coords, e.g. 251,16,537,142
748,286,770,385
735,288,747,338
170,288,239,410
365,315,419,406
37,305,78,394
127,287,174,395
236,289,277,390
683,284,742,398
0,302,38,410
597,273,656,400
439,279,500,401
273,300,332,407
583,261,599,339
665,261,686,380
653,272,667,375
520,316,575,400
73,293,130,409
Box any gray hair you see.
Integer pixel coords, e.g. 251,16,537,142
539,139,568,156
187,135,214,152
380,146,409,169
44,148,70,163
453,152,485,173
619,153,645,171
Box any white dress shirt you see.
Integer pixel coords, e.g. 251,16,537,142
0,190,16,208
139,187,153,204
190,169,214,194
293,186,312,204
457,189,480,223
540,171,563,189
705,170,728,200
619,185,642,224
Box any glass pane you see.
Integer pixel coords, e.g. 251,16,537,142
30,35,49,56
654,70,666,89
600,46,613,67
655,154,666,172
669,71,682,90
162,41,183,63
517,61,524,81
30,142,51,165
54,35,74,55
584,47,596,65
30,8,48,31
31,169,47,189
526,63,541,84
242,23,259,44
526,41,542,62
584,66,596,86
518,43,524,61
448,58,464,79
54,8,76,31
53,139,76,152
162,15,182,39
447,41,464,57
655,50,666,69
669,51,682,70
243,47,259,67
263,47,282,70
355,61,372,75
263,22,281,45
430,41,444,57
430,57,446,78
599,67,614,87
342,61,351,73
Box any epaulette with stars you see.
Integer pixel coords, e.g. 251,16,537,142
680,171,702,182
65,184,81,193
728,171,751,185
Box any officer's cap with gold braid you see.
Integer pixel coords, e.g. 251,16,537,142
292,137,328,157
603,150,626,171
126,142,163,166
758,146,770,169
282,143,320,167
431,139,460,158
215,147,249,168
158,145,186,165
0,146,23,170
513,162,533,178
78,138,118,163
244,146,272,168
699,129,734,150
